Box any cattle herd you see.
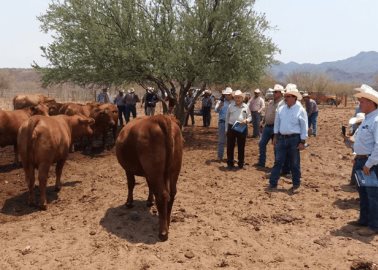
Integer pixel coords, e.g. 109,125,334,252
0,94,183,241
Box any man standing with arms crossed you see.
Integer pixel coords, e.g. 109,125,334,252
248,89,265,138
269,84,308,192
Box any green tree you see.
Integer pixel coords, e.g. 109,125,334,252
34,0,278,125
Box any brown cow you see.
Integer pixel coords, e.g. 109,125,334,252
17,114,95,210
0,105,49,163
90,103,117,149
115,115,183,241
13,94,56,110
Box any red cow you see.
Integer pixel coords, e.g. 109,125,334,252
0,105,49,163
90,103,117,149
17,114,95,210
115,115,183,241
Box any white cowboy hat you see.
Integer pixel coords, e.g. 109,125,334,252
222,87,233,95
129,88,135,93
233,90,244,97
302,93,310,98
273,84,284,92
349,112,365,125
254,89,261,93
354,86,378,105
354,84,374,92
284,83,302,100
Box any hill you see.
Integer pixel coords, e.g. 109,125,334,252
270,51,378,84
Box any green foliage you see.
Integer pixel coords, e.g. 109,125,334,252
34,0,278,123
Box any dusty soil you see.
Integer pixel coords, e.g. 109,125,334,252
1,106,378,270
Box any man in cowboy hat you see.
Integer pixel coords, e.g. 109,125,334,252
349,84,378,236
268,83,308,193
113,89,127,126
303,93,319,137
201,90,213,127
225,90,251,169
124,88,140,123
255,84,285,168
215,87,234,160
248,88,265,138
141,87,158,116
97,87,111,104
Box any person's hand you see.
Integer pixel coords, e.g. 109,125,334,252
272,135,277,146
363,166,370,175
297,142,305,150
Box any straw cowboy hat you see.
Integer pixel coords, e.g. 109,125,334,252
284,83,302,100
302,93,310,98
273,84,284,93
349,112,365,125
354,85,378,105
354,84,374,92
254,89,261,94
128,88,135,93
222,87,233,95
119,89,125,93
233,90,244,97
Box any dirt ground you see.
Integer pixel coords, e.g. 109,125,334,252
1,106,378,270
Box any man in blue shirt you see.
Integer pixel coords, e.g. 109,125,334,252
215,87,233,160
97,87,111,103
351,84,378,236
269,84,308,192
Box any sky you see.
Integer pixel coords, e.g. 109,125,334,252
254,0,378,64
0,0,378,68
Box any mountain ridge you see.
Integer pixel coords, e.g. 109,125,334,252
270,51,378,84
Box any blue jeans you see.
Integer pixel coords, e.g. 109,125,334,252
202,107,211,127
258,126,291,172
269,134,301,187
217,120,226,159
308,111,318,136
125,104,137,122
258,125,274,166
353,157,378,230
117,105,126,126
251,111,261,137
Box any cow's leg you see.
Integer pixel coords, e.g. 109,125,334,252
146,186,154,207
125,171,136,208
24,165,36,206
55,160,65,191
14,144,19,164
167,178,177,229
37,163,50,210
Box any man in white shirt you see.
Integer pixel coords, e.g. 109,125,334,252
350,84,378,235
269,84,308,192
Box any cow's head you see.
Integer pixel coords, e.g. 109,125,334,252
30,104,49,116
47,102,63,116
71,115,95,139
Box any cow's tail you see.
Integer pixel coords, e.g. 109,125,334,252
26,118,40,166
157,116,174,196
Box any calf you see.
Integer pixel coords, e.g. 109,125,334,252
17,114,94,210
115,115,183,241
0,105,49,163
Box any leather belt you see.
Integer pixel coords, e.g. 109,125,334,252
278,133,299,138
355,155,369,159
